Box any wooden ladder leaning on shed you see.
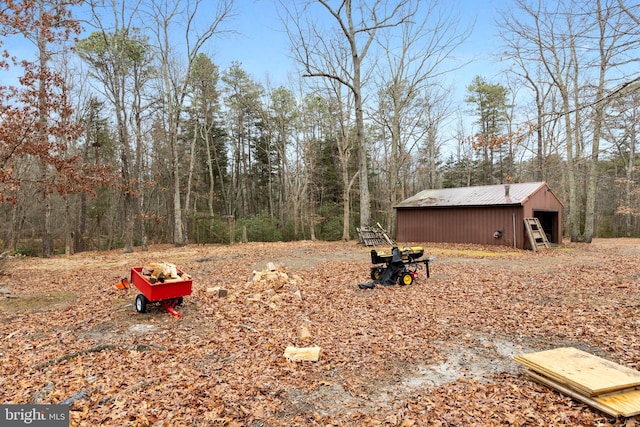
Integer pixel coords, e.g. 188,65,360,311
524,217,550,251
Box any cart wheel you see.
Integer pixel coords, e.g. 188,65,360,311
176,297,184,306
370,267,383,280
135,294,148,313
399,272,414,286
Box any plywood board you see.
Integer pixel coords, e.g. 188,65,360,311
527,370,640,417
514,347,640,397
596,388,640,417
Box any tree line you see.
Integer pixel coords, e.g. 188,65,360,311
0,0,639,257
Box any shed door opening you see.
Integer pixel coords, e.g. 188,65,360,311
534,210,559,244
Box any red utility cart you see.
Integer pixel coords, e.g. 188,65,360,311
130,266,192,318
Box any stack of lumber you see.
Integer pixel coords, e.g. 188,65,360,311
514,347,640,417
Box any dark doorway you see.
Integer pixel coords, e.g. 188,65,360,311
534,210,558,243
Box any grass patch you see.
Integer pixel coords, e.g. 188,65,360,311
0,291,77,312
432,248,525,258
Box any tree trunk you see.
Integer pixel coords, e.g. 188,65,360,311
119,103,134,253
37,0,52,257
354,70,371,228
624,131,636,236
341,160,351,241
40,163,52,257
133,79,148,251
172,135,185,246
9,204,24,251
64,198,74,256
584,1,609,243
184,124,198,242
388,115,401,236
564,103,581,241
203,126,216,238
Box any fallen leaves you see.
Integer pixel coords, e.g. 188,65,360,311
1,240,639,425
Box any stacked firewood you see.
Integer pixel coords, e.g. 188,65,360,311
247,262,303,292
141,262,190,284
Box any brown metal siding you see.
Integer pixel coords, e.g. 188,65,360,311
396,183,562,249
395,183,563,250
396,206,526,249
523,186,563,213
526,187,563,244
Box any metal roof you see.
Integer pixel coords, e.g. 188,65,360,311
395,182,548,208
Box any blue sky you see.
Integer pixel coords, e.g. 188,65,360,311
212,0,294,83
0,0,511,141
212,0,510,94
0,0,509,98
207,0,511,146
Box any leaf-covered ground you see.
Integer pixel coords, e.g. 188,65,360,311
2,239,640,426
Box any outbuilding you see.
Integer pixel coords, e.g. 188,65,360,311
394,182,563,250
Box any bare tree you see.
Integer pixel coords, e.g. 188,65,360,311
185,53,221,239
284,81,312,239
416,87,451,190
372,1,469,232
583,0,639,242
498,19,556,181
327,81,358,241
498,0,587,241
299,91,331,241
281,0,418,230
220,62,264,220
500,0,640,242
79,0,146,253
145,0,234,246
603,85,640,235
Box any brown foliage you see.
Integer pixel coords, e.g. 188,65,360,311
0,0,113,204
1,240,639,425
465,122,538,152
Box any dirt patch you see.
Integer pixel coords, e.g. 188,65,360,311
282,330,609,420
286,334,533,418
